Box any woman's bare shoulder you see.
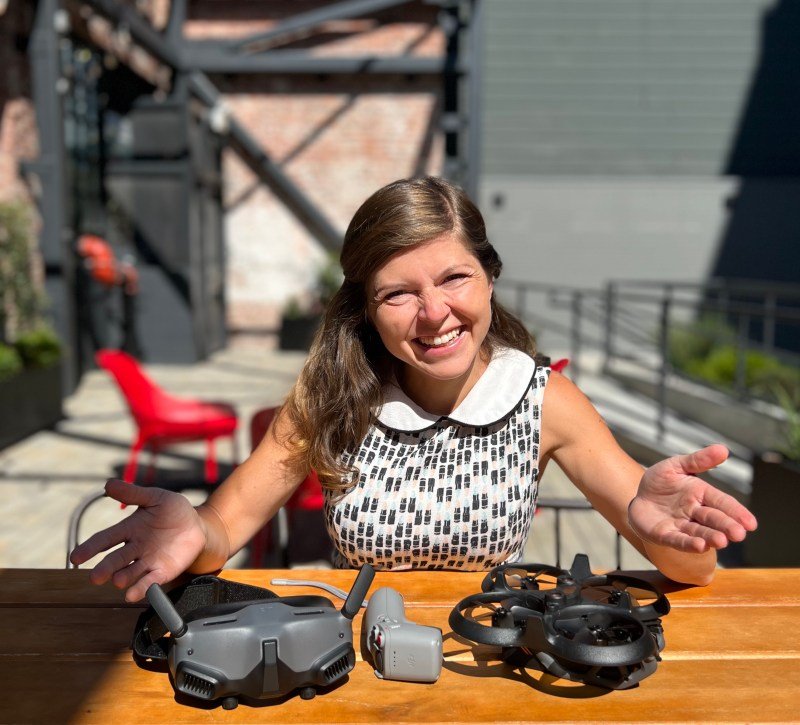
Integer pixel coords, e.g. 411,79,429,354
541,370,613,453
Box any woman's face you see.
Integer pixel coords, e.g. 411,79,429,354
367,232,494,401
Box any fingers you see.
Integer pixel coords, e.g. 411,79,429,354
690,505,748,543
89,541,141,585
70,517,131,567
104,478,165,508
126,570,169,603
654,527,711,554
699,485,758,532
112,558,150,592
675,444,730,475
675,519,728,550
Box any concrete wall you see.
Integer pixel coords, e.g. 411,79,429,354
479,0,800,354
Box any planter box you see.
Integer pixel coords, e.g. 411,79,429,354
744,453,800,567
279,314,321,351
0,363,63,449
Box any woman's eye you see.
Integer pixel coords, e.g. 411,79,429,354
442,273,469,285
383,290,410,303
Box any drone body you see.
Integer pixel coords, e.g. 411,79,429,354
450,554,670,690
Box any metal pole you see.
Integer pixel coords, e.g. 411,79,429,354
656,288,672,442
554,509,562,568
603,281,616,372
735,314,750,397
570,292,582,384
764,292,777,352
465,0,484,202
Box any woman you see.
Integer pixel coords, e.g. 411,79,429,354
71,177,757,602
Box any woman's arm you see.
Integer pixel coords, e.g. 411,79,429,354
191,407,308,571
539,371,756,585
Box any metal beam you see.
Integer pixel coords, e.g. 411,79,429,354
189,73,342,251
82,0,183,69
230,0,413,52
165,0,187,46
28,0,79,391
465,0,483,200
182,44,452,75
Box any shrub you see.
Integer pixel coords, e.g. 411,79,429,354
14,327,62,369
669,318,800,405
0,343,23,382
0,201,46,340
668,315,735,371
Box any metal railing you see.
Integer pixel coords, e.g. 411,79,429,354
496,277,800,443
536,498,623,570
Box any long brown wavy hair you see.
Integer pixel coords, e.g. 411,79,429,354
282,176,536,490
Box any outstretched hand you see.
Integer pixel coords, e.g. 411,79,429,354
69,479,207,602
628,444,757,553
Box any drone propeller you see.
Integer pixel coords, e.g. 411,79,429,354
481,562,566,595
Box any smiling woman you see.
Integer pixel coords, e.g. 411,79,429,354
70,177,758,601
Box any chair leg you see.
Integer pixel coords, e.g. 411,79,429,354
204,438,218,484
124,438,145,483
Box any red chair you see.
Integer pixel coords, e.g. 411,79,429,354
96,349,238,484
247,406,325,567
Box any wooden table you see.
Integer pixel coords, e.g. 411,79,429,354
1,567,799,723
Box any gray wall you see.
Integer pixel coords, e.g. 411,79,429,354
479,0,800,351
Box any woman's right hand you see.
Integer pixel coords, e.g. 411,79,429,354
69,479,208,602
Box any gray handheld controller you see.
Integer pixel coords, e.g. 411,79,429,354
365,586,442,683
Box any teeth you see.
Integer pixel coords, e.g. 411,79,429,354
419,329,461,346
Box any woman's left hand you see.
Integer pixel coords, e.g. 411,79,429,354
628,444,758,553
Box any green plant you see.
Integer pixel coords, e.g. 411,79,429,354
770,383,800,461
0,201,47,341
282,253,343,319
667,314,736,371
0,342,23,382
669,315,800,406
14,327,62,369
315,251,344,308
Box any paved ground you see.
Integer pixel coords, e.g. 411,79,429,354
0,342,649,575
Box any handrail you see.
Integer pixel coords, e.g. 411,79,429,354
536,497,623,570
495,276,800,445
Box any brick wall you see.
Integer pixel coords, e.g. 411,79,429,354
1,1,446,343
186,1,446,337
0,2,37,205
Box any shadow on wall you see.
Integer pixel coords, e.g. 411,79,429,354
713,1,800,349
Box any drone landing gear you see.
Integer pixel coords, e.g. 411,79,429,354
222,696,238,710
300,686,316,700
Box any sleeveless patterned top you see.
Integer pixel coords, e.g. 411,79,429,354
324,348,550,570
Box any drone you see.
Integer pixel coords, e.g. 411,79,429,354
449,554,670,690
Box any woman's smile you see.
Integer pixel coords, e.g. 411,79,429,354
415,326,465,350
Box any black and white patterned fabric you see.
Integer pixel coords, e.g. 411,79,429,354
324,347,551,570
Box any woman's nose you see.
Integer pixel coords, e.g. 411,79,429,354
418,289,450,322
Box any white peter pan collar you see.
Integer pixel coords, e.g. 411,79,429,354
375,347,537,432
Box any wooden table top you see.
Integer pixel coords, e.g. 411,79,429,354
1,567,799,723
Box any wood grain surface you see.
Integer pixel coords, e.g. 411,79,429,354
1,567,798,723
